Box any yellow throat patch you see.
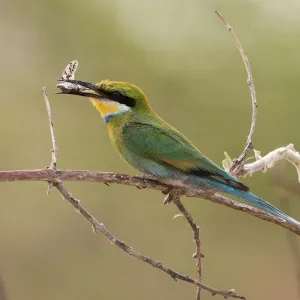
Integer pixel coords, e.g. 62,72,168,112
90,98,130,122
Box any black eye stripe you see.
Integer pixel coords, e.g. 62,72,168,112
105,91,136,108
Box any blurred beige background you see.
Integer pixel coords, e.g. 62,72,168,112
0,0,300,299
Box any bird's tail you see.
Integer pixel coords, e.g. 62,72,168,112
204,179,300,226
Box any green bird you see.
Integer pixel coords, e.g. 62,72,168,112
57,79,300,226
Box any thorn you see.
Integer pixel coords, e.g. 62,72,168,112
92,224,97,234
173,213,184,219
164,191,179,204
47,182,53,195
164,194,172,204
193,252,205,258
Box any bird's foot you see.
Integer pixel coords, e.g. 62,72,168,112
134,174,158,189
134,174,148,189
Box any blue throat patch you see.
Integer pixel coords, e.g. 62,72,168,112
104,111,127,123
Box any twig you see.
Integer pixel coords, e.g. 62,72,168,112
40,89,244,299
215,10,258,175
168,193,203,300
0,168,299,235
43,87,57,169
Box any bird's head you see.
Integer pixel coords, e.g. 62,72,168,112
57,79,152,123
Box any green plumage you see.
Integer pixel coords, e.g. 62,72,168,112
109,109,248,191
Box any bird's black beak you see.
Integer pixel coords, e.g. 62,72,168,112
56,79,106,101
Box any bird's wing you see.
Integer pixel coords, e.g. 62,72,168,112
123,122,248,191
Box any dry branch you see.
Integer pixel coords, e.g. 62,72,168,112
54,181,244,299
43,87,57,169
215,10,258,175
0,168,299,237
172,195,203,299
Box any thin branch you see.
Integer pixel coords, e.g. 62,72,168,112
215,10,258,175
43,87,57,169
168,193,203,300
55,181,244,299
0,168,299,236
40,88,244,299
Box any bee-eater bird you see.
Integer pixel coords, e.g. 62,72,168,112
57,79,300,226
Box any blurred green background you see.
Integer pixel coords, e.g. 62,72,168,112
1,0,300,299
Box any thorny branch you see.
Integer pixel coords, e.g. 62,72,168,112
215,10,258,175
40,87,244,299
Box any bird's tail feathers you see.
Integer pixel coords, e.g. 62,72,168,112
204,179,300,227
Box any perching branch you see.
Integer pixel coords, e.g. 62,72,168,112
40,87,244,299
215,10,258,175
1,168,300,236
